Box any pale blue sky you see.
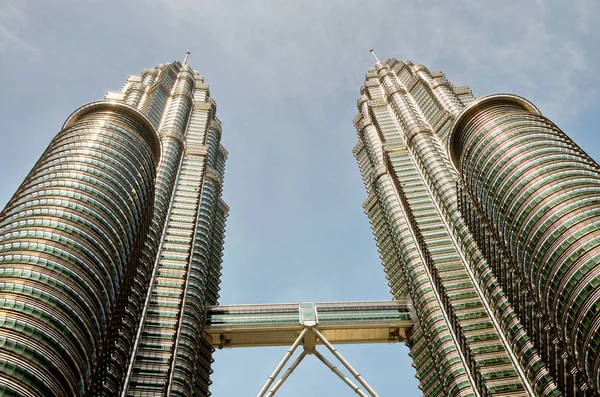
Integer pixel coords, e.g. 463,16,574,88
0,0,599,395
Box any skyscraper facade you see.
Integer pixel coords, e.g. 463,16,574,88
353,54,600,396
0,56,227,397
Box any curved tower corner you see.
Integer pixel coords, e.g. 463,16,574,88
0,101,160,396
450,94,600,395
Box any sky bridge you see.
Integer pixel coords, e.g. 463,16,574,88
204,300,414,348
204,300,415,396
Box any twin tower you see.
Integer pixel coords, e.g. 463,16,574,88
0,53,599,397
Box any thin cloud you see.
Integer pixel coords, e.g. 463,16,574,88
157,0,598,121
422,1,595,120
574,0,597,33
0,0,39,54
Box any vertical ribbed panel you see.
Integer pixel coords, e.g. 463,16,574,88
167,115,228,397
355,64,478,396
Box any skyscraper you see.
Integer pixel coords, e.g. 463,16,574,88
353,52,600,396
2,52,600,397
0,55,228,396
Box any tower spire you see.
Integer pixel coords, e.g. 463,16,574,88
183,51,190,65
369,48,380,64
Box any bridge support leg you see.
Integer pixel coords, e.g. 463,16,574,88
313,350,369,397
257,327,308,397
257,326,381,397
265,351,307,396
312,327,380,397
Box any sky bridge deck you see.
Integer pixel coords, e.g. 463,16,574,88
204,300,414,348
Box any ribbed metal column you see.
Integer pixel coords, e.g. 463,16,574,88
0,102,159,396
166,118,227,397
125,62,196,395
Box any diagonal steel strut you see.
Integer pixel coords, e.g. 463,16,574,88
312,328,379,397
257,327,309,397
266,351,308,397
257,326,380,397
312,350,369,397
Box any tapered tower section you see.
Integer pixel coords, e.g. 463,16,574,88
101,58,228,397
0,102,160,396
353,56,563,396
